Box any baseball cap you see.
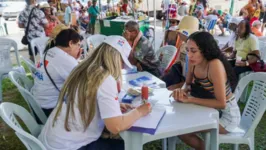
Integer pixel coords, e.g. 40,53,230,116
103,36,133,69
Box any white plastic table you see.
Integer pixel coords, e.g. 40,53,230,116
119,74,219,150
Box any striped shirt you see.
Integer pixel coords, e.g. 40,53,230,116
193,66,231,97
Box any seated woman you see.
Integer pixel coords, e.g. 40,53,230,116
38,36,151,150
221,17,242,64
234,19,260,79
40,3,60,37
32,29,82,117
172,32,240,150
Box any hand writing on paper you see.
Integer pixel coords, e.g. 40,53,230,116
137,103,152,117
172,89,190,103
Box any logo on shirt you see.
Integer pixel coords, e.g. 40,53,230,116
115,96,118,101
44,60,49,67
37,60,49,68
117,39,125,47
34,71,44,81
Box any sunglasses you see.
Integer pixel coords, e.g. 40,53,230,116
170,21,177,24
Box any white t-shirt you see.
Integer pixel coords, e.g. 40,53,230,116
228,32,236,48
38,75,122,150
32,47,78,109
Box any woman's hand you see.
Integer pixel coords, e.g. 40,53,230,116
136,103,152,117
76,48,83,59
235,61,246,67
120,103,133,113
172,88,191,103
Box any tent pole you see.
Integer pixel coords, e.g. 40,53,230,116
153,0,156,49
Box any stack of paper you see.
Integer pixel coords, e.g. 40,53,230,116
128,104,166,135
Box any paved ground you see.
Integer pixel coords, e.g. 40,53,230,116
1,18,230,64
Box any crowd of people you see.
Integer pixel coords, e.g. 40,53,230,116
14,0,266,150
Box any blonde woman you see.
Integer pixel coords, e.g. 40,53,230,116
38,36,151,150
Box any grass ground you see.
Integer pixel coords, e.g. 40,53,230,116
0,65,265,149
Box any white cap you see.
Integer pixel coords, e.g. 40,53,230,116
103,36,133,69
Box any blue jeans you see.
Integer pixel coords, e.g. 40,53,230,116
78,138,124,150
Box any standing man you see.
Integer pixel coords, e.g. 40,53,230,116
18,0,48,62
88,0,99,35
123,21,161,77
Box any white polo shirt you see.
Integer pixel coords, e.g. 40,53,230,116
38,75,122,150
32,47,78,109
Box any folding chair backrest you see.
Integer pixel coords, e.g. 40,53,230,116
8,71,47,124
0,37,21,70
0,102,46,150
30,36,49,64
156,45,177,73
236,73,266,137
86,34,106,52
20,55,37,78
206,19,217,31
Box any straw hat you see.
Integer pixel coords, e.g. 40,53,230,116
50,24,69,39
177,16,199,36
40,3,50,8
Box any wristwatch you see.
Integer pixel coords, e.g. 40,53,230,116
246,61,249,66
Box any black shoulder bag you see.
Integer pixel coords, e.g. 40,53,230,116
21,7,35,45
43,50,60,92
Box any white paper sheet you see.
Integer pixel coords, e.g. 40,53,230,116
131,104,166,129
103,20,110,27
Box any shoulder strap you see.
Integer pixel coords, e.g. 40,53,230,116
25,7,35,36
43,50,60,92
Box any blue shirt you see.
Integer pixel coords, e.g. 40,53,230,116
64,6,72,25
88,6,99,24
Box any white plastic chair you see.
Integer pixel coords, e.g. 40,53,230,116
20,55,37,78
30,36,49,65
0,102,46,150
155,45,177,73
86,34,106,54
258,40,266,61
8,71,47,124
0,37,24,102
219,72,266,150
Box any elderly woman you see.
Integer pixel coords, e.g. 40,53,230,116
32,28,82,117
40,3,60,37
251,20,263,37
